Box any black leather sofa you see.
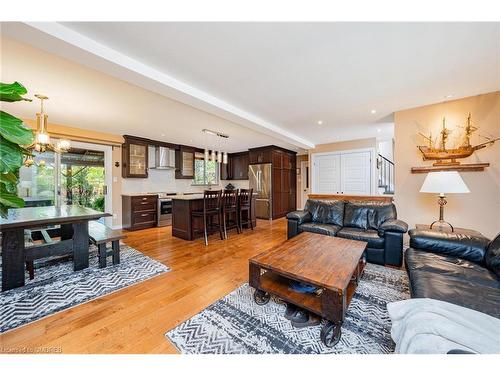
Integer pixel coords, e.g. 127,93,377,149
286,199,408,266
406,229,500,319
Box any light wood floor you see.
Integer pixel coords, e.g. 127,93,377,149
0,218,288,354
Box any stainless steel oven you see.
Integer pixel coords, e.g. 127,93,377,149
157,197,173,227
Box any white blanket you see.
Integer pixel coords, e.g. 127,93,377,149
387,298,500,354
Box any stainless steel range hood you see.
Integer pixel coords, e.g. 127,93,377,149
149,146,176,169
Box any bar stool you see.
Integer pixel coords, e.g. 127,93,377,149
191,190,224,246
222,189,240,239
238,188,254,231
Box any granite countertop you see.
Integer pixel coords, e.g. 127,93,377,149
170,194,205,200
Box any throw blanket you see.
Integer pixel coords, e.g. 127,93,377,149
387,298,500,354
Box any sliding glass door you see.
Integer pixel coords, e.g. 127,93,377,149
18,151,57,207
18,140,113,226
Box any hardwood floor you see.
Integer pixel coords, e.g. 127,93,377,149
0,218,287,354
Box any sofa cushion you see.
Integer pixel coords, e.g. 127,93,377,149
409,229,490,265
485,233,500,278
315,200,345,226
337,227,384,249
343,203,369,229
304,199,322,221
299,222,341,236
405,248,500,318
366,203,397,230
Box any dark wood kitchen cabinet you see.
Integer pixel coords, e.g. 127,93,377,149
249,146,297,219
220,152,249,180
175,146,195,179
249,148,272,164
122,136,149,178
122,194,158,230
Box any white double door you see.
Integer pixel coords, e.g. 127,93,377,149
313,150,372,195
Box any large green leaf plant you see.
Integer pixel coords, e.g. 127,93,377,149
0,82,35,217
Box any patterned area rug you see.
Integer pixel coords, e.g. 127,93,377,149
0,243,169,333
166,264,409,354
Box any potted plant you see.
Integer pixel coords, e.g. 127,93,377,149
0,82,35,217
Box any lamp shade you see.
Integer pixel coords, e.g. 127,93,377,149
420,171,470,195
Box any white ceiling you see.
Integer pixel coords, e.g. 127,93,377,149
2,22,500,150
0,36,301,153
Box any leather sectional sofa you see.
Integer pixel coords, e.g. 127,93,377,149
286,199,408,266
406,229,500,319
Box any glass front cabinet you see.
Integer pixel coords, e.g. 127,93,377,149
122,136,149,178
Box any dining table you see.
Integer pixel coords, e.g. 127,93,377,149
0,205,110,291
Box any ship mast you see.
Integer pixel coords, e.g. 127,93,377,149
462,113,477,148
439,117,450,151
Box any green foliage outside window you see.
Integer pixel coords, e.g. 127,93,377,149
61,165,105,211
193,158,218,186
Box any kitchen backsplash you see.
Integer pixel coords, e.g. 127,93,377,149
121,168,249,194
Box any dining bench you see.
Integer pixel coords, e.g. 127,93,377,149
88,221,126,268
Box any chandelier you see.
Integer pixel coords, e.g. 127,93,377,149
202,129,228,164
27,94,71,158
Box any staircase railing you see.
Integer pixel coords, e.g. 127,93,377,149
377,154,394,195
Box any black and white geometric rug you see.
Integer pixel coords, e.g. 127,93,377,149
0,243,169,333
166,264,409,354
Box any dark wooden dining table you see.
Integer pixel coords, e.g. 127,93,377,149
0,205,110,291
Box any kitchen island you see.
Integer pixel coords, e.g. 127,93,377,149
171,193,257,241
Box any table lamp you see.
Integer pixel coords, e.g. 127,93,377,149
420,171,470,231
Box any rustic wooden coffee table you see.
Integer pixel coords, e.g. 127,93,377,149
249,232,367,347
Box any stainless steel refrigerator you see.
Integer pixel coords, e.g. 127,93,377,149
249,163,272,219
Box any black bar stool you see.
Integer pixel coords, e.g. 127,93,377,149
222,189,240,239
191,190,224,246
238,188,254,231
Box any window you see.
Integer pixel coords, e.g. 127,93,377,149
193,157,219,186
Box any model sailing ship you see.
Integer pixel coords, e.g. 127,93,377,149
418,114,499,166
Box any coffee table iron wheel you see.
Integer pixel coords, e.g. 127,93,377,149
253,289,341,347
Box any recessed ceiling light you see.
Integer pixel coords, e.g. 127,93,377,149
444,94,454,99
371,109,377,114
377,129,382,133
161,133,165,137
317,120,323,125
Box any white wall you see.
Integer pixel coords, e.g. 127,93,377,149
378,139,394,162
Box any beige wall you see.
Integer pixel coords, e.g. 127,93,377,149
394,91,500,238
309,137,377,155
